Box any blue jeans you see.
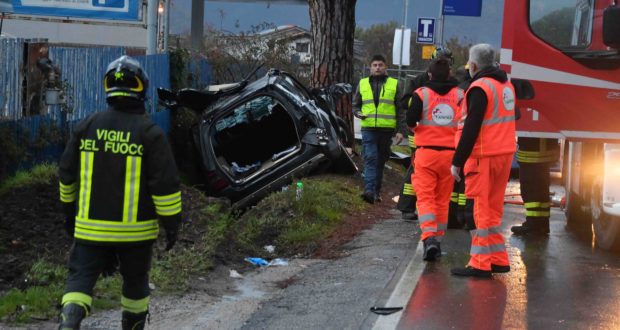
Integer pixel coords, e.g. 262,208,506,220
362,130,393,197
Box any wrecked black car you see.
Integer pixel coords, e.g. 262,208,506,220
158,69,357,209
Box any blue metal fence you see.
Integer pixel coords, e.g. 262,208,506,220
0,40,172,176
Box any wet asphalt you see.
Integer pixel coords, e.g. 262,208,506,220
242,181,620,330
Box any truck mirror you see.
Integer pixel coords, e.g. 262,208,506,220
603,5,620,49
511,78,535,100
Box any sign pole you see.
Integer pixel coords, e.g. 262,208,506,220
437,0,444,46
398,0,408,78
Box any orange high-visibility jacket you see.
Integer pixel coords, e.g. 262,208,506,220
459,78,516,157
413,87,463,148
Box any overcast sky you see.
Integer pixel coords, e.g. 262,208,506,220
170,0,505,47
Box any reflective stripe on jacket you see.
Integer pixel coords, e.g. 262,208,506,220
360,77,398,128
459,78,516,158
413,86,463,148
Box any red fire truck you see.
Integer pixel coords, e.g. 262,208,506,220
500,0,620,249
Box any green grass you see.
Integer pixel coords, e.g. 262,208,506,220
234,176,365,256
150,203,234,292
0,163,58,196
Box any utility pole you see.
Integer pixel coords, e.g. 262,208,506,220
191,0,205,52
437,0,445,46
398,0,409,79
147,0,158,54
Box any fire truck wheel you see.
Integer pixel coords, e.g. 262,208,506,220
590,175,620,251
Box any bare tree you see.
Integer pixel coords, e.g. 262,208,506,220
308,0,357,134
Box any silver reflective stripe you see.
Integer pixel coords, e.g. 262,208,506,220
362,100,375,105
127,157,138,223
419,213,436,223
422,227,437,233
421,87,430,122
76,219,157,230
482,115,515,125
475,229,489,238
471,243,506,255
375,114,396,119
489,243,507,253
457,88,464,102
419,118,458,127
470,245,490,255
479,78,500,120
79,152,92,219
379,98,395,105
488,226,502,234
76,232,157,240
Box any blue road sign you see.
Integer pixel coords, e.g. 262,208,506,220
416,17,435,44
443,0,482,17
10,0,140,21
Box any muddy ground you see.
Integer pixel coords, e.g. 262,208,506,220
0,157,406,328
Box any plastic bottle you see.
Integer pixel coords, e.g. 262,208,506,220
296,181,303,201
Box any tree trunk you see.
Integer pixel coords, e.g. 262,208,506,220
308,0,356,141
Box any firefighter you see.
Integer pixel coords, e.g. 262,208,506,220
396,46,454,221
353,54,406,204
407,58,463,261
450,44,515,278
511,137,560,235
57,55,182,330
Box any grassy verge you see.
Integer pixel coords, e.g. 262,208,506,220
0,163,57,196
0,165,364,324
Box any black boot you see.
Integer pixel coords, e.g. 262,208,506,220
423,237,441,262
511,219,549,236
58,303,87,330
122,311,148,330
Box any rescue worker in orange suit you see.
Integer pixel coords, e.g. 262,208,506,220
450,64,477,230
57,56,182,329
511,137,560,235
353,54,406,204
407,58,463,261
397,46,454,221
450,44,515,278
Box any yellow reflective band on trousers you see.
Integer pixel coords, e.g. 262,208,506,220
152,191,182,216
123,156,142,223
121,295,150,313
526,210,551,217
62,292,92,314
60,181,77,203
408,135,416,148
77,151,94,220
524,202,550,209
403,183,416,196
516,149,559,163
458,194,467,206
451,192,458,203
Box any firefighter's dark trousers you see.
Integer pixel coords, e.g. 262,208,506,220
62,241,153,314
397,164,417,213
519,161,551,225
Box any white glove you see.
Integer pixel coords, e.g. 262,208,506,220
451,165,462,182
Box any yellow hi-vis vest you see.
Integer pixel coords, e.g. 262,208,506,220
359,77,398,129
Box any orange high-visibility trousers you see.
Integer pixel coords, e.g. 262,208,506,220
412,148,455,241
464,154,512,271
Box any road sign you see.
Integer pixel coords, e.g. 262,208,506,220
443,0,482,17
9,0,140,21
393,28,411,66
416,17,435,44
1,0,13,13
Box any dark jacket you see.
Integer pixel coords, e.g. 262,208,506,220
452,66,509,167
352,74,407,135
59,104,181,246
